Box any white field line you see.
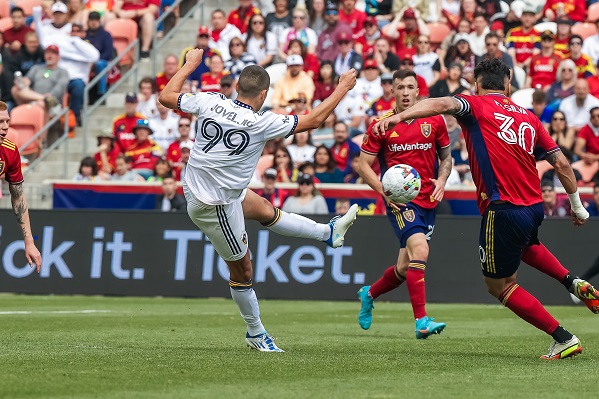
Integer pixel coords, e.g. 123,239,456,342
0,310,112,315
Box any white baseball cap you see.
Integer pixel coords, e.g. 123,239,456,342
453,33,471,45
52,2,68,13
287,54,304,66
180,140,194,151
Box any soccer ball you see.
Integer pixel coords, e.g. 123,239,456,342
382,164,421,204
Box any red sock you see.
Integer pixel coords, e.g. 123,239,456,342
522,243,569,282
406,260,427,319
369,266,405,299
499,283,559,335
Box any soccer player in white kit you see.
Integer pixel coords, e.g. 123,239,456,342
160,49,359,352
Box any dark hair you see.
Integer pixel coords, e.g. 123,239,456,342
211,9,226,18
246,14,268,44
485,31,499,43
10,7,25,15
473,12,486,20
291,130,314,145
116,154,133,163
473,58,511,91
79,156,98,176
153,158,172,178
318,60,337,83
393,69,418,85
314,145,338,172
271,145,294,170
594,182,599,191
590,107,599,116
287,38,308,58
298,161,315,173
237,65,270,97
569,34,583,45
0,101,7,112
549,110,568,133
138,76,157,92
532,89,547,105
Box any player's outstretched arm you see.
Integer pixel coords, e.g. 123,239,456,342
9,182,42,273
372,97,461,135
159,48,204,110
545,150,589,226
294,69,358,133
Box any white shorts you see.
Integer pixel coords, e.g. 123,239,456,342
183,185,249,261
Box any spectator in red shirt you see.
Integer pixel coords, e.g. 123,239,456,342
568,35,596,79
338,0,367,36
554,15,572,59
505,5,540,69
331,121,361,174
4,7,31,55
94,128,121,178
124,118,163,179
256,168,289,208
313,61,337,105
383,8,429,60
155,54,179,92
526,31,562,91
287,38,319,79
200,54,228,92
166,116,193,166
113,92,147,152
227,0,260,34
354,16,379,59
113,0,159,59
572,107,599,181
542,0,586,23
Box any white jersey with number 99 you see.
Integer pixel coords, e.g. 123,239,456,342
178,92,298,205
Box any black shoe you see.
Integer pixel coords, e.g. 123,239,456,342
140,51,150,60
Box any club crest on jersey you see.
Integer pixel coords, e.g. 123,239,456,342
0,161,4,175
241,232,248,246
421,123,431,138
402,209,415,222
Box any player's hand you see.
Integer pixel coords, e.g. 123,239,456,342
372,114,402,136
339,69,358,91
430,178,446,202
25,241,42,274
571,209,589,227
185,48,204,69
384,196,405,211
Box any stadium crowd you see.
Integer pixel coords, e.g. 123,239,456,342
2,0,599,215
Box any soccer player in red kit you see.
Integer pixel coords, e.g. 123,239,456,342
0,101,42,272
372,58,599,359
357,69,452,338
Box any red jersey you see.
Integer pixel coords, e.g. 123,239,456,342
571,55,596,79
94,146,121,172
3,26,32,48
416,75,429,98
200,72,227,92
589,76,599,98
528,54,561,88
554,35,570,59
542,0,586,23
394,28,419,57
338,9,367,35
124,139,162,171
361,111,450,209
355,35,375,58
304,53,320,79
369,96,396,118
155,72,171,92
505,27,541,64
227,5,260,34
453,93,559,214
121,0,159,11
113,112,146,152
0,139,24,184
577,124,599,155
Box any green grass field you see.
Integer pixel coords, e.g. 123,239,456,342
1,295,597,399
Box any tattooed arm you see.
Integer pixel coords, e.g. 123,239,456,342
9,182,42,272
431,145,452,202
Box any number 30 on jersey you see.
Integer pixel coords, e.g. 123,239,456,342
200,118,250,155
494,113,536,155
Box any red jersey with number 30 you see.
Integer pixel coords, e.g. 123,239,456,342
361,111,450,209
0,139,24,184
453,94,559,214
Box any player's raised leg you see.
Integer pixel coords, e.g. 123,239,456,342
242,189,359,248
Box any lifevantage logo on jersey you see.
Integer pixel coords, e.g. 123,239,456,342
388,142,433,152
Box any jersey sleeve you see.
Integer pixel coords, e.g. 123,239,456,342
435,116,450,148
453,94,473,117
5,147,24,184
177,92,213,115
261,112,299,140
361,120,384,155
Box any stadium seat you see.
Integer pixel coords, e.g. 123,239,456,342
0,16,13,31
5,127,19,144
534,22,556,34
256,154,274,177
588,3,599,23
9,104,45,157
511,88,535,108
105,19,138,66
513,66,526,90
17,0,43,15
571,23,598,40
265,63,287,88
571,160,599,182
0,0,9,18
427,22,451,50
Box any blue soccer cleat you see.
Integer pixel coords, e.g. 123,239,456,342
325,204,359,248
358,285,374,330
245,332,284,352
415,316,446,339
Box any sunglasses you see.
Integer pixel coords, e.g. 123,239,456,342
570,41,582,46
542,188,554,193
485,42,498,46
562,68,573,72
299,181,312,185
221,83,232,88
179,123,191,127
231,42,243,46
382,80,393,84
418,40,429,44
338,40,350,45
325,10,338,15
252,20,264,25
276,154,289,158
552,117,565,121
401,61,414,66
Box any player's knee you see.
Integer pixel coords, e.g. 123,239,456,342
407,239,429,261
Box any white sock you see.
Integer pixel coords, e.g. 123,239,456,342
229,282,265,336
265,208,331,241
